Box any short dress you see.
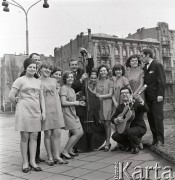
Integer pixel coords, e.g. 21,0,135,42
60,85,82,130
96,79,114,121
126,68,145,99
111,76,129,115
40,78,65,131
12,76,42,132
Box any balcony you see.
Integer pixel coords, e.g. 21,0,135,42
162,51,171,57
166,79,173,84
161,41,170,46
164,67,172,71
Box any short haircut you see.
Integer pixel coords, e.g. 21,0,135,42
50,66,62,76
142,48,153,58
120,86,132,94
39,60,53,72
69,58,78,66
29,53,40,58
62,71,74,84
97,64,109,77
126,54,141,68
112,64,125,76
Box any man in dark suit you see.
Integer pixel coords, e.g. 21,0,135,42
140,48,166,146
111,86,148,154
69,48,94,93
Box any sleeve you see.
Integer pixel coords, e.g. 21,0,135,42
137,100,149,112
109,80,114,89
140,70,144,79
60,86,68,97
156,63,166,97
86,57,94,75
12,77,22,90
123,76,130,86
111,106,121,124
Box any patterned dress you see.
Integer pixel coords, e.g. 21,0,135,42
40,77,65,131
126,68,144,98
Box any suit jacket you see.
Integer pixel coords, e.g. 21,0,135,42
143,60,166,102
111,100,148,130
71,57,94,93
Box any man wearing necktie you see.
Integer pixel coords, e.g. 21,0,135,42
140,48,166,147
69,49,94,93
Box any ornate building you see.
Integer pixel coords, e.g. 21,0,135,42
54,29,160,70
54,27,174,109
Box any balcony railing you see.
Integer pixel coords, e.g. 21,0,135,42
161,41,170,46
162,51,171,57
164,67,172,71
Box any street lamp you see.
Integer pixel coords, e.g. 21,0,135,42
2,0,49,55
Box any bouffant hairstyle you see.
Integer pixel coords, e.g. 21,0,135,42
126,54,141,68
50,66,62,76
120,86,132,94
142,48,153,58
38,60,53,72
62,71,74,84
112,64,125,76
97,64,109,78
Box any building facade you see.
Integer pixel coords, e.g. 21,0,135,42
0,54,54,112
54,27,174,108
128,22,175,106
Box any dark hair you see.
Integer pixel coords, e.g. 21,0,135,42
142,48,153,58
29,53,40,58
89,68,98,77
120,86,132,94
50,66,62,76
97,64,109,77
126,54,141,68
20,58,36,77
38,60,53,72
112,64,125,76
23,58,36,70
62,71,74,84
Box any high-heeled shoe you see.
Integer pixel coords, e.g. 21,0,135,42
104,143,111,152
22,167,30,173
60,153,74,160
69,153,79,157
54,158,68,164
29,164,42,171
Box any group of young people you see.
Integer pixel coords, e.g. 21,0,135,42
9,48,166,173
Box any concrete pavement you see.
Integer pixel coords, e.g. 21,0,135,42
0,114,175,180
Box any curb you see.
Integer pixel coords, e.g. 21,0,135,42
146,144,175,165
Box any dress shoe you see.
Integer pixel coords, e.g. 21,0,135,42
132,147,139,154
22,167,30,173
156,141,164,147
104,143,111,152
69,153,79,157
35,157,45,163
61,153,74,159
72,148,79,153
151,139,157,146
29,164,42,171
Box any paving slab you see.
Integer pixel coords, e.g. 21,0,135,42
1,114,175,180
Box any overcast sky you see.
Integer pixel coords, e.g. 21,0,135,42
0,0,175,57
